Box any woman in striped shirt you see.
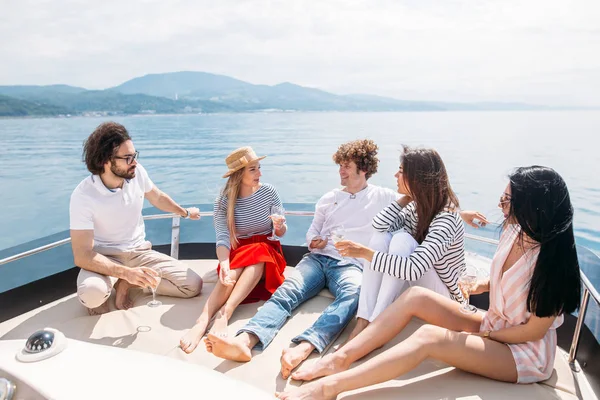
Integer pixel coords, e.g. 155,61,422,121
337,146,468,342
276,166,581,400
180,146,287,354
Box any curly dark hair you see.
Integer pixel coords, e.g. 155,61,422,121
83,122,132,175
332,139,379,180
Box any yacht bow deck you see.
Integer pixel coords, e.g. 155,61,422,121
0,258,582,399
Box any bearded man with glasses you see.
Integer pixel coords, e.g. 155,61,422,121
69,121,203,315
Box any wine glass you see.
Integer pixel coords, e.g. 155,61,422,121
147,267,162,308
267,205,285,241
330,225,351,266
458,266,478,314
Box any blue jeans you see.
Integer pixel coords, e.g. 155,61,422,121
237,253,362,353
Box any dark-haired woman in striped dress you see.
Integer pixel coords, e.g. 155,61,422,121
180,146,287,353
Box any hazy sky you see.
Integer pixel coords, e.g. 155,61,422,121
1,0,599,106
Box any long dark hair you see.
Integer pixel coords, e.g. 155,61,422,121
83,122,131,175
507,166,581,317
401,146,460,243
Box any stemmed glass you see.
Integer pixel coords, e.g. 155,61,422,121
147,267,162,308
267,205,285,241
331,225,351,266
458,266,478,314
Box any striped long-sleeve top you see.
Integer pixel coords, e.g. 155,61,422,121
371,201,466,302
214,183,283,250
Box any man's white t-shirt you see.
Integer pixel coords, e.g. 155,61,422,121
306,184,400,266
70,163,154,251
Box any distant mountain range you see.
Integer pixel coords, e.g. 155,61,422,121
0,71,561,117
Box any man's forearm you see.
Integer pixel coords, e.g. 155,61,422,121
76,251,126,279
152,191,187,217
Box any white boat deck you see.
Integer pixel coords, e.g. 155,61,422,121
0,258,583,399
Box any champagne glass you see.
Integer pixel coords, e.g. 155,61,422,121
331,225,351,266
147,267,162,308
458,266,478,314
267,205,285,241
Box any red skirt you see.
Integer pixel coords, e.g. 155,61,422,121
216,234,287,304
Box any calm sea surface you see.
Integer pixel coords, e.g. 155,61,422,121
1,111,599,253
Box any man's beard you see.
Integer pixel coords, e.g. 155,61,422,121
111,161,136,180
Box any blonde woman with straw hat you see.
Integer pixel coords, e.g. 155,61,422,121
180,146,288,354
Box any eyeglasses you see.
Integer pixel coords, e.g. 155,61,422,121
499,192,512,205
113,151,139,165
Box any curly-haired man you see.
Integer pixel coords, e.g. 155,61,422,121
70,122,203,315
205,139,399,377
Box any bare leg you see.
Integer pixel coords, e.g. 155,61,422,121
277,324,516,400
210,262,265,336
280,341,315,379
292,286,483,381
179,267,246,353
204,331,260,362
340,317,369,348
114,279,134,310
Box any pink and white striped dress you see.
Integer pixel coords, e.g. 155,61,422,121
480,224,563,384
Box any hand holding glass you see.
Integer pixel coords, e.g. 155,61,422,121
331,225,351,265
267,206,285,241
458,268,478,314
147,267,162,308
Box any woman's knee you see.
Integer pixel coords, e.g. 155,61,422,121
412,324,465,358
411,324,447,348
396,286,430,310
236,262,265,275
389,232,418,256
368,231,393,252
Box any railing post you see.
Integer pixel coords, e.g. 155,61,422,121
170,216,181,259
568,288,591,370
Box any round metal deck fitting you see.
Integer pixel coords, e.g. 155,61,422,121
16,328,67,363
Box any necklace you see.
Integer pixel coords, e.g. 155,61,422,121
346,183,368,199
336,184,368,204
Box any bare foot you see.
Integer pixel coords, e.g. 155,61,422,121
204,333,252,362
87,302,110,316
209,310,229,337
180,318,209,354
275,380,337,400
114,279,134,310
341,318,369,348
280,343,314,379
291,352,349,381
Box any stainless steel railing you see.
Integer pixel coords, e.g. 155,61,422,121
0,212,212,265
568,270,600,369
0,210,598,371
0,238,73,266
0,210,318,266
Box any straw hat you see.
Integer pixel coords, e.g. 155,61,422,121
222,146,266,178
